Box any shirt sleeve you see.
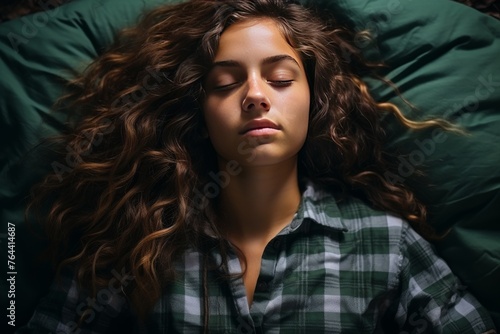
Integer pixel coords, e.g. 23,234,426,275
15,268,136,334
393,223,496,334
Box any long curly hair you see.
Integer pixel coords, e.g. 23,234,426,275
29,0,447,323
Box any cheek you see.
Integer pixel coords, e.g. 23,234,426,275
203,92,240,119
202,98,238,153
203,99,226,132
290,91,310,135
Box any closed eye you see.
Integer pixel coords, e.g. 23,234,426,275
213,82,240,91
269,80,293,87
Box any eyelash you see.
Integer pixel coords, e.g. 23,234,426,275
269,80,293,87
214,83,238,91
213,80,293,91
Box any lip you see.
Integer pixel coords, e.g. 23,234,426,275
240,119,281,135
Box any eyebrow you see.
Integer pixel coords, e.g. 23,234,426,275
211,54,300,69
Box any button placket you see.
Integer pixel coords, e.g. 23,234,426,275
272,238,281,250
255,280,270,293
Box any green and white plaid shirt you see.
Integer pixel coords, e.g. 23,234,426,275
20,182,495,333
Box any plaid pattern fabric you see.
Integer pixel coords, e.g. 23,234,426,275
19,182,495,333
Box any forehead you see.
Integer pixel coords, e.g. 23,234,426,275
214,18,302,66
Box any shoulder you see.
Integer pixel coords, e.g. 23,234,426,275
303,180,408,240
303,181,411,280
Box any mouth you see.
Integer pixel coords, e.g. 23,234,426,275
240,119,281,135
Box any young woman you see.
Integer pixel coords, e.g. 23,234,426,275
19,0,496,333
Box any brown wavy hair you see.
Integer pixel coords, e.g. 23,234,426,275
29,0,450,325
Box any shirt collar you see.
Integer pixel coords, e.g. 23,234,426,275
292,181,349,233
203,180,349,239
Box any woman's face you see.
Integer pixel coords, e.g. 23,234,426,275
203,18,310,168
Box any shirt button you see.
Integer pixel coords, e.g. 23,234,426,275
272,239,281,249
255,281,269,292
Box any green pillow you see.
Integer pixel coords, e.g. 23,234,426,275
1,0,498,331
322,0,500,326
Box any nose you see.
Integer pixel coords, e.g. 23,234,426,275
242,78,271,113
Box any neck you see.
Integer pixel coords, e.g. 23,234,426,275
216,157,301,243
